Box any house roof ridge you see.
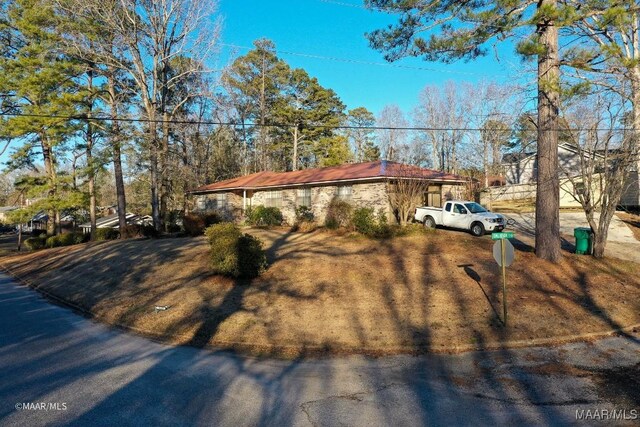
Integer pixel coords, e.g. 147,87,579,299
190,160,467,194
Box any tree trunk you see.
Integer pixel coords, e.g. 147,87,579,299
86,69,96,241
292,126,298,171
535,0,562,262
160,111,171,231
87,147,96,240
632,67,640,208
432,139,438,170
107,78,128,234
592,233,606,258
41,136,56,236
483,137,489,187
149,120,161,231
17,224,22,252
113,139,127,231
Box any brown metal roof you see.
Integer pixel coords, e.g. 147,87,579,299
190,160,467,193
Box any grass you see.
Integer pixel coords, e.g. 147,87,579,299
489,198,536,213
1,228,639,357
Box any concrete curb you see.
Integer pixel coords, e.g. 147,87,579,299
1,262,639,359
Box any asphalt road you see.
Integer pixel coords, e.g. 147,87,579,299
0,275,638,427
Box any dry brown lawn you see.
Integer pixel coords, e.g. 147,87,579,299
2,228,639,357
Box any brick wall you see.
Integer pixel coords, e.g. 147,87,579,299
247,181,394,225
194,180,467,225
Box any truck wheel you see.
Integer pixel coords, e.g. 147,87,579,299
470,222,485,237
423,216,436,229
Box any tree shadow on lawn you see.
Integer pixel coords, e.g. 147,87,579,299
3,231,640,425
457,263,503,325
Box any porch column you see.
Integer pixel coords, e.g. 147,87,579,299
243,190,246,211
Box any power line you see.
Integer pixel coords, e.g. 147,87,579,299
220,43,481,76
1,112,636,132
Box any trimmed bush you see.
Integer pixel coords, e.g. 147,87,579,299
246,205,283,227
46,232,89,248
184,212,223,237
24,236,47,250
325,199,352,229
95,228,119,241
205,223,267,278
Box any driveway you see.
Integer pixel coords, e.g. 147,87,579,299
501,211,640,262
1,276,639,426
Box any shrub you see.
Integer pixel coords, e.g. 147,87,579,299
121,224,159,239
205,223,267,278
291,205,317,233
375,208,393,238
350,207,395,238
183,211,223,236
31,229,47,237
291,221,318,233
72,232,89,244
165,222,182,233
246,205,283,227
295,205,314,223
120,225,142,239
45,232,89,248
45,235,61,248
24,236,47,250
351,207,377,235
324,199,352,229
95,228,119,241
141,224,159,238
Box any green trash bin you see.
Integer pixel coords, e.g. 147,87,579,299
574,227,592,255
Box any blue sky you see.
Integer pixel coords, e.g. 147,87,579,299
217,0,526,117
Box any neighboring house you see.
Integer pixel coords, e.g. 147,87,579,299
30,211,49,231
502,142,597,185
498,142,639,208
621,162,639,208
189,160,468,225
79,212,153,233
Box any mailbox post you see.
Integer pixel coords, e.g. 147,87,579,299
492,231,515,326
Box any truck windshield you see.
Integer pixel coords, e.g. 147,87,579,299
464,203,487,213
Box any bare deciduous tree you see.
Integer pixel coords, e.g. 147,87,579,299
387,163,430,226
377,104,408,162
561,94,638,258
59,0,221,230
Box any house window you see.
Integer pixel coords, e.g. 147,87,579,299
425,186,442,208
196,196,206,210
336,185,352,200
574,182,586,196
212,193,227,210
264,190,282,208
297,188,311,207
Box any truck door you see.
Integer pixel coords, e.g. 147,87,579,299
446,203,471,229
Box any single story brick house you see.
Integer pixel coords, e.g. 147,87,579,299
188,160,468,225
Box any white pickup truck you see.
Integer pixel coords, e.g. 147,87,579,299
414,200,506,236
